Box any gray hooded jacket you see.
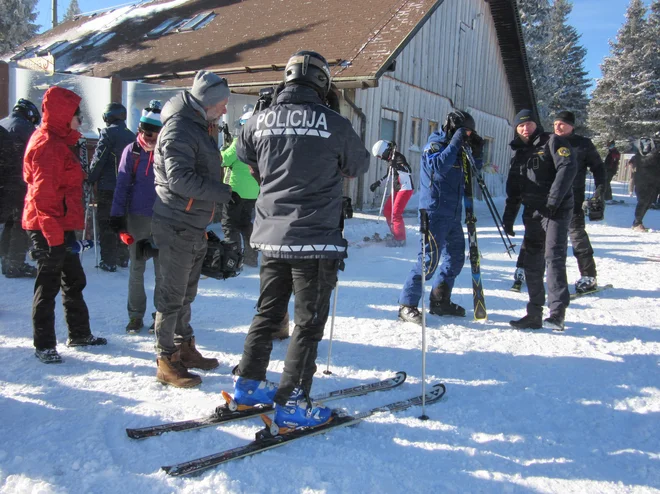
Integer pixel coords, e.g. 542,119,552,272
236,85,369,259
152,91,232,232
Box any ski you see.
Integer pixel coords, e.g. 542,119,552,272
570,283,614,300
162,382,446,477
461,148,487,320
126,371,407,439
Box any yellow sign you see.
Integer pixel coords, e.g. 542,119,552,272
17,55,55,75
557,147,571,157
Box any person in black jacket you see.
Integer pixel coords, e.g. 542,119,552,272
0,99,40,278
87,103,136,272
228,51,370,433
503,110,576,331
630,137,660,231
553,111,606,293
604,140,620,202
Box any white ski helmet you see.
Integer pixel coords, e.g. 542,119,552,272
239,110,254,125
372,140,394,160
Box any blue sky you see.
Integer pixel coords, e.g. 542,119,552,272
34,0,647,87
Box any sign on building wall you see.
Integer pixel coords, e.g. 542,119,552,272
17,55,55,75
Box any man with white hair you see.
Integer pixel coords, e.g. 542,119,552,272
151,70,234,387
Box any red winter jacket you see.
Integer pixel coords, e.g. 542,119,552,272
22,86,83,247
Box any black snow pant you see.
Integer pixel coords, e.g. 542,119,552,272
236,255,340,405
0,210,30,263
521,207,571,318
515,241,526,269
633,177,660,226
568,206,596,278
604,171,616,201
28,230,92,350
97,189,128,267
221,199,257,260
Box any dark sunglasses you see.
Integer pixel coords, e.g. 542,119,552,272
141,130,160,138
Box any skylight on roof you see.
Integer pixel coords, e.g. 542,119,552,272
36,40,70,57
9,46,37,61
145,18,180,38
177,12,216,32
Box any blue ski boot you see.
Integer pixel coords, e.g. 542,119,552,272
273,388,333,433
226,377,278,411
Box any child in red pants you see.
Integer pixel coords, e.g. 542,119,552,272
371,141,414,246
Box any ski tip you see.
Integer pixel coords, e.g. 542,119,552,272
395,371,407,383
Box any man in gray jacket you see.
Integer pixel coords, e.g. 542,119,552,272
152,71,233,387
227,51,370,433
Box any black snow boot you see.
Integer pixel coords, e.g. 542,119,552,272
543,311,565,332
398,306,423,325
429,283,466,317
509,314,543,330
66,334,108,347
35,348,63,364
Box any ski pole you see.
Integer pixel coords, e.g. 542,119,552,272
323,283,339,375
419,208,429,421
91,194,99,269
377,167,393,222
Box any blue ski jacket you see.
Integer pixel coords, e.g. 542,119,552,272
418,128,477,219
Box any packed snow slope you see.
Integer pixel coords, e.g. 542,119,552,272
0,181,659,493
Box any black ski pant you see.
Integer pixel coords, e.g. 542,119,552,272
0,209,30,264
28,230,91,350
236,255,339,406
569,207,596,278
521,207,571,318
633,178,660,226
221,199,257,260
97,189,128,267
604,171,616,201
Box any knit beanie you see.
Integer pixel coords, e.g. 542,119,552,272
139,100,162,132
554,111,576,126
513,109,536,127
190,70,230,108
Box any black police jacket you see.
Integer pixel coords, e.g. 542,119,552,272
88,122,136,191
565,133,606,209
236,84,369,259
504,131,577,222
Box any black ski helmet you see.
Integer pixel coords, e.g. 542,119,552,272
443,110,476,134
13,98,41,125
284,50,331,96
102,102,127,125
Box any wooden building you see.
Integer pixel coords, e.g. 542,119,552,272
3,0,536,207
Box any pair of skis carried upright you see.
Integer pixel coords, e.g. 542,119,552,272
126,372,446,476
460,147,516,321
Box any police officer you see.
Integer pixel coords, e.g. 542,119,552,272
553,111,606,294
229,51,369,433
604,140,620,202
503,109,576,331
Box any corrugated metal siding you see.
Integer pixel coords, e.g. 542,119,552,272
350,0,516,208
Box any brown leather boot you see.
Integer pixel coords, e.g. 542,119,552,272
156,351,202,388
272,312,290,340
177,337,219,370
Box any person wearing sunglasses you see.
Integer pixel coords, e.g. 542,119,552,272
109,101,164,335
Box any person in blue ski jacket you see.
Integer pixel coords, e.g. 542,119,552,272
398,110,483,324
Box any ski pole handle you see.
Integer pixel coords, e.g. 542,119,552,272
419,209,429,235
70,240,94,254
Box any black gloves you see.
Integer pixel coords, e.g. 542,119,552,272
109,216,126,233
229,191,242,205
469,133,485,160
593,185,605,202
503,221,515,237
533,204,558,220
369,180,381,192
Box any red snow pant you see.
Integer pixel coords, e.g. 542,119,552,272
383,189,413,241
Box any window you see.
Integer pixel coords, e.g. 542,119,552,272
10,46,40,61
380,118,396,143
410,118,422,148
428,120,439,137
36,40,68,56
177,12,216,32
482,137,494,164
145,18,181,38
79,32,114,49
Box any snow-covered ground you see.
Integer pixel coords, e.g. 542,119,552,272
1,180,659,493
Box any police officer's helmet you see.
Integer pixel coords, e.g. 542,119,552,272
284,51,331,97
13,98,41,125
443,110,476,134
372,140,395,161
102,102,128,125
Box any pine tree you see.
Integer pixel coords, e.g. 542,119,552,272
544,0,590,133
62,0,82,23
642,0,660,134
0,0,39,56
517,0,553,127
588,0,653,144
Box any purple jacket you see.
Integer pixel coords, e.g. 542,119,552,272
110,142,157,217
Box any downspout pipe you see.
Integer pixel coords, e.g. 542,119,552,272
342,89,367,209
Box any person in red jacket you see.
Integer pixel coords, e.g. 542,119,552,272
22,86,107,364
